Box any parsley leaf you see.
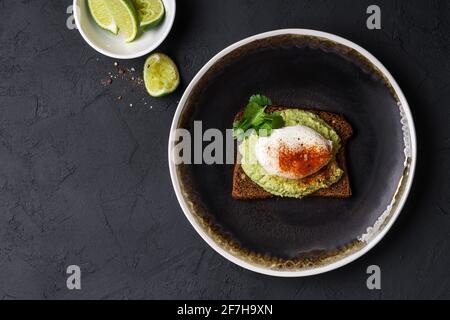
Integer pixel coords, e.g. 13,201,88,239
267,112,284,129
232,94,284,140
249,94,272,106
243,102,266,126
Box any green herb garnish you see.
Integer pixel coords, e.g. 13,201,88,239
248,94,272,106
232,95,284,140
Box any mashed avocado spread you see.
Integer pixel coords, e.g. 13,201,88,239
239,109,343,198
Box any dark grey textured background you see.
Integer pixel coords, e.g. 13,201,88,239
0,0,449,300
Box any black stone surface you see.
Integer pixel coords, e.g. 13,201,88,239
0,0,449,300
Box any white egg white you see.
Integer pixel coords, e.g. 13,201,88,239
254,125,333,179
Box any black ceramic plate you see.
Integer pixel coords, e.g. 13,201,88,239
169,30,416,276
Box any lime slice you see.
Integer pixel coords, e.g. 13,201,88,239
133,0,165,28
88,0,118,34
144,53,180,97
106,0,139,43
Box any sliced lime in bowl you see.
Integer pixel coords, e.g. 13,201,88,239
88,0,139,43
133,0,165,28
87,0,118,34
107,0,139,43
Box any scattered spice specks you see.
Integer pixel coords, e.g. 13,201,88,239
101,65,149,107
101,78,113,86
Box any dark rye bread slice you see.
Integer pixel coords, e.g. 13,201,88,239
232,106,353,199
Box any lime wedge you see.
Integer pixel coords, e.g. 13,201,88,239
106,0,139,43
144,53,180,97
88,0,118,34
133,0,165,28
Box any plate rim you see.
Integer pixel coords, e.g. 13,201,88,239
168,29,417,277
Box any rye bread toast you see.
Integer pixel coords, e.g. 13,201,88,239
232,106,353,199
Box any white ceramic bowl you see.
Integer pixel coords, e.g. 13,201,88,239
168,29,417,277
74,0,176,59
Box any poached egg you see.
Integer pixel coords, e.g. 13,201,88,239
255,125,333,179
